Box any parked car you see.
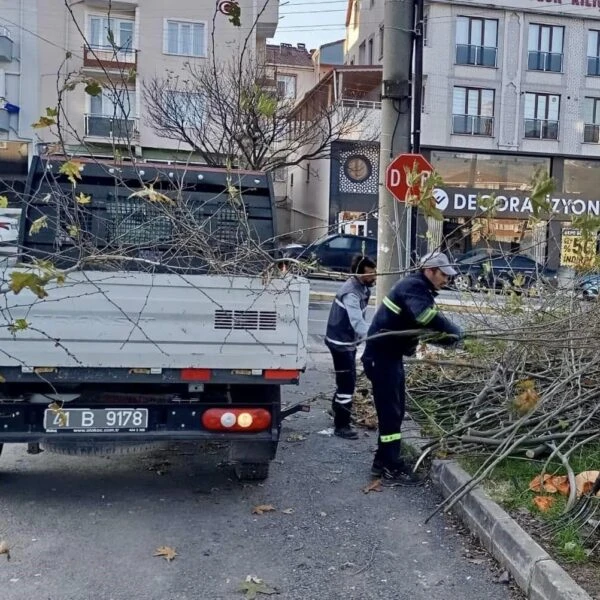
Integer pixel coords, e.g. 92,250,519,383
575,272,600,300
453,252,557,293
283,234,377,273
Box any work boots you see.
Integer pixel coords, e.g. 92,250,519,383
332,398,358,440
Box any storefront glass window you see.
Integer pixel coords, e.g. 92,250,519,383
430,151,550,190
563,159,600,198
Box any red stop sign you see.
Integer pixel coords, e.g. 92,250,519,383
385,153,433,203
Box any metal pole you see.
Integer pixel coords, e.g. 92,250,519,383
410,0,424,264
376,0,415,304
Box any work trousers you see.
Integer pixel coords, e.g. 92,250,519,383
362,354,406,468
326,343,356,429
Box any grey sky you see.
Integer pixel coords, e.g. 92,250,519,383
269,0,347,51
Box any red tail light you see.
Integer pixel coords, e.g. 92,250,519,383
264,369,299,380
202,408,271,432
181,368,211,381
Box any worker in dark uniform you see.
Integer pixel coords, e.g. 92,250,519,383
325,255,377,439
362,251,463,484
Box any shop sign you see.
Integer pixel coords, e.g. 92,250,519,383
432,187,600,220
560,228,597,267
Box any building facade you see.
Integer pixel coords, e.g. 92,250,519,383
290,0,600,268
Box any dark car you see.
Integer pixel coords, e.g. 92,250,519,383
575,272,600,300
453,253,557,293
283,234,377,273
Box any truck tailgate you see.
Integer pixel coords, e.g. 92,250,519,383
0,272,309,371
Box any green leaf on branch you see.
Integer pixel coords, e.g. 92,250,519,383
9,272,49,298
59,160,83,186
32,116,56,129
227,3,242,26
0,195,8,209
8,319,29,334
84,80,102,97
46,107,58,118
29,215,48,235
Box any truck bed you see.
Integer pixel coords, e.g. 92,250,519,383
0,272,309,373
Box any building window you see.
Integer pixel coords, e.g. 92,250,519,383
452,87,494,136
164,19,206,57
165,91,204,126
423,7,429,46
379,25,384,59
528,24,563,72
455,17,497,67
368,37,374,64
583,97,600,142
358,41,366,64
276,74,296,99
88,16,133,51
587,30,600,76
524,93,560,140
86,88,135,137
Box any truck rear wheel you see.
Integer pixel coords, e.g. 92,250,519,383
234,462,270,481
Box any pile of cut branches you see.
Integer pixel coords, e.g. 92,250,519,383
403,293,600,518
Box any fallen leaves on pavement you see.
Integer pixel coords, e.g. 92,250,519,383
238,575,279,599
0,541,10,560
533,496,555,512
153,546,178,562
251,504,276,515
362,479,383,494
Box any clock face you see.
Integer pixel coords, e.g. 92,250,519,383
344,156,371,182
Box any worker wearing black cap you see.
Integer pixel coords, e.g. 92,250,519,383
362,251,464,485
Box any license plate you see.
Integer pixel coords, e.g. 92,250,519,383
44,408,148,433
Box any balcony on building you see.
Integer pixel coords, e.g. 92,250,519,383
289,66,383,141
83,45,137,72
84,114,138,142
527,51,562,73
452,114,494,136
0,26,13,62
455,44,497,67
524,118,559,140
256,0,279,38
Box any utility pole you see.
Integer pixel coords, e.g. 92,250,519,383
376,0,415,304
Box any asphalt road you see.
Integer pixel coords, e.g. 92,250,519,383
0,360,519,600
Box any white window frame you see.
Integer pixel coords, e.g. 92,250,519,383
163,18,207,58
276,74,296,100
86,13,135,50
165,90,205,127
87,88,136,118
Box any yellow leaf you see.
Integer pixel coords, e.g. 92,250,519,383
251,504,276,515
362,479,383,494
8,319,29,334
67,225,79,238
0,374,5,383
0,195,8,209
48,401,67,426
153,545,178,562
76,193,91,205
9,272,48,298
129,185,174,204
32,116,56,129
59,160,83,186
29,215,48,235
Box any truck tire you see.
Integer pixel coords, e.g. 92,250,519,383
40,441,166,456
234,462,270,481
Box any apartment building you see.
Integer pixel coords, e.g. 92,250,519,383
0,0,39,203
0,0,278,175
291,0,600,268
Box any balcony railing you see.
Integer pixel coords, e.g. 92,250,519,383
455,44,497,67
85,114,137,140
341,98,382,109
528,50,562,72
83,45,137,70
524,118,559,140
584,123,600,143
452,114,494,136
588,56,600,76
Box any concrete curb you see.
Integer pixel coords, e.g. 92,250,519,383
308,291,497,314
430,460,593,600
